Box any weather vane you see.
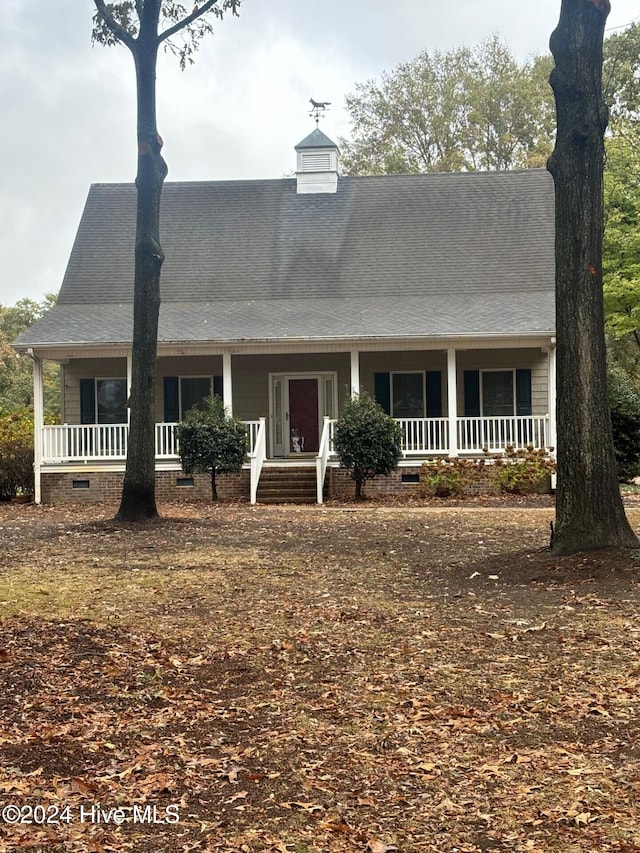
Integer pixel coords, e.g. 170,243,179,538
309,98,331,127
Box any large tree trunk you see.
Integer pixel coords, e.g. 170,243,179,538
116,20,167,522
547,0,638,554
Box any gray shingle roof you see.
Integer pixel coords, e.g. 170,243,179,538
15,170,555,349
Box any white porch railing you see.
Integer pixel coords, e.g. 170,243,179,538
42,423,130,462
316,416,335,504
248,418,267,505
41,416,550,469
396,417,449,454
457,416,550,453
41,420,260,464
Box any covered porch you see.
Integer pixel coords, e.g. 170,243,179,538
31,336,556,504
37,412,551,504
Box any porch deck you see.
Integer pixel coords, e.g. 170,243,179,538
38,415,551,504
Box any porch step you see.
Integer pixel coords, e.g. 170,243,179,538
256,466,321,504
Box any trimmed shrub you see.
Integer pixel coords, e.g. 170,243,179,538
334,392,402,499
175,396,248,500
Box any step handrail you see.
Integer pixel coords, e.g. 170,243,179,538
248,417,267,504
316,416,335,504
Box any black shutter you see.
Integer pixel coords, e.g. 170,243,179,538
374,372,391,415
516,369,532,416
80,379,96,424
164,377,179,422
213,375,223,399
426,371,442,418
464,370,480,417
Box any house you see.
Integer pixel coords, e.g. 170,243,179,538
13,127,556,504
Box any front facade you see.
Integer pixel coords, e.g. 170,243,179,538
15,129,556,504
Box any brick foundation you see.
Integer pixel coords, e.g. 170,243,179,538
327,466,427,500
41,469,250,504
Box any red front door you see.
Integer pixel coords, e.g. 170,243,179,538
288,378,319,453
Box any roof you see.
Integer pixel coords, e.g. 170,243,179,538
295,128,339,149
15,169,556,350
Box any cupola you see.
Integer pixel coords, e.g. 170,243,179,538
295,128,339,194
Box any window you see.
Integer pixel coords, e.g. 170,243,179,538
180,377,212,416
96,379,127,424
163,376,222,422
391,373,425,418
481,370,515,417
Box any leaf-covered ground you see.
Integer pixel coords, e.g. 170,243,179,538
0,499,639,853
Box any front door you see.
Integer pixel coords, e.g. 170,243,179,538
270,373,336,457
289,378,319,453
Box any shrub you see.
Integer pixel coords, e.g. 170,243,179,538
421,448,556,498
421,457,487,497
492,446,556,494
0,408,35,499
333,392,402,499
175,396,248,500
608,365,640,482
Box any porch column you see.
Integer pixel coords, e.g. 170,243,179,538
548,339,557,456
350,350,360,397
32,354,44,504
126,351,132,424
222,352,233,416
447,347,458,457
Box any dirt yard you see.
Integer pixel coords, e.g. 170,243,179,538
0,499,639,853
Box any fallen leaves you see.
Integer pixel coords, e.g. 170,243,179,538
0,502,639,851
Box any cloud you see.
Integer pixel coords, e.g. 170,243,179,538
0,0,637,305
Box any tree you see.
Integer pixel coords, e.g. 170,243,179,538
546,0,638,554
175,396,247,500
603,135,640,348
92,0,240,522
603,22,640,136
340,36,556,175
0,296,59,416
333,393,402,500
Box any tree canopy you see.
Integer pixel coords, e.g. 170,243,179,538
0,296,59,416
603,134,640,349
340,35,556,175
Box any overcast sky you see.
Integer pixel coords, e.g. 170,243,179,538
0,0,638,307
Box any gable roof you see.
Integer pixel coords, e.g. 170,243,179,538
15,169,555,350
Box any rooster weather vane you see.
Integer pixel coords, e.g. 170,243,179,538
309,98,331,126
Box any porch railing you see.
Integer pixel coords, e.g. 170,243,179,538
41,420,260,464
396,417,449,454
457,416,550,453
41,416,550,466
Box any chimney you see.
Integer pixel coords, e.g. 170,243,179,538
295,128,339,194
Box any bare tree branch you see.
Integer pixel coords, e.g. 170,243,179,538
93,0,137,51
158,0,222,44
